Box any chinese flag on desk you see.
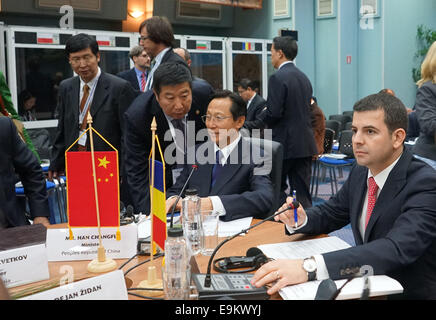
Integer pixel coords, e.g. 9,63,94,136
65,151,120,239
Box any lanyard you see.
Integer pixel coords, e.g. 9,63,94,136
79,80,98,125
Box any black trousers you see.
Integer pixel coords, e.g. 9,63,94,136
280,157,313,209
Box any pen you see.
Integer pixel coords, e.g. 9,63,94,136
292,190,298,228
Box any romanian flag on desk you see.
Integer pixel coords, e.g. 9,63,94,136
149,137,166,254
65,150,121,240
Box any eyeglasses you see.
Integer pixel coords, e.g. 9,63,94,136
201,115,233,123
69,54,95,65
139,36,149,41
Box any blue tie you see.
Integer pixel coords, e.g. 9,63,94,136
211,150,223,190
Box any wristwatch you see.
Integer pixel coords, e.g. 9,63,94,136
303,257,317,281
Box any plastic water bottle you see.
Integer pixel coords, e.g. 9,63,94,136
164,227,190,300
182,188,202,255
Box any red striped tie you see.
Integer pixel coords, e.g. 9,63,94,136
141,72,146,92
365,177,379,228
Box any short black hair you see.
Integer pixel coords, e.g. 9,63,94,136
153,62,192,95
210,90,247,120
272,36,298,61
238,78,257,90
65,33,99,57
353,93,408,134
139,16,174,47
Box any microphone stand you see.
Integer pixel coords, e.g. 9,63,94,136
169,165,198,229
203,201,300,288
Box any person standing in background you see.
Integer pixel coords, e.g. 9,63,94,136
117,45,151,93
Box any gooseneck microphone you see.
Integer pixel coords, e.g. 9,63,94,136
203,200,300,288
169,165,198,228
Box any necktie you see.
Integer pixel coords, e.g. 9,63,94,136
365,177,379,228
78,84,90,151
171,118,185,134
140,72,146,92
211,150,224,189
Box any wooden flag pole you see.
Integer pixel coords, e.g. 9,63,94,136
86,114,117,273
138,117,163,296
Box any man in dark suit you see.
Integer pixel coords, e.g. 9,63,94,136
166,90,274,221
252,93,436,300
0,116,50,228
117,45,150,92
237,78,267,132
124,62,209,215
48,33,138,204
261,36,317,208
139,16,187,91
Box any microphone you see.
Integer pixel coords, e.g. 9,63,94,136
314,279,337,300
213,247,269,273
203,200,300,288
169,165,198,228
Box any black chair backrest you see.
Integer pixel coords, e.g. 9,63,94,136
339,130,354,158
344,121,352,131
244,137,283,217
329,114,352,131
325,120,341,140
323,128,335,154
342,111,354,118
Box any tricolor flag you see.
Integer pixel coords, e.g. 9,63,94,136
244,42,255,51
149,157,166,253
65,150,121,240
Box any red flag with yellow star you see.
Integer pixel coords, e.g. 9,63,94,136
66,151,120,232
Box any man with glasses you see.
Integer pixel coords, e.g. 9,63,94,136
165,90,274,221
138,16,187,91
49,33,138,205
117,45,151,92
124,62,207,216
237,78,267,132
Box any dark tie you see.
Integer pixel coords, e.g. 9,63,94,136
78,84,90,151
171,118,185,134
365,177,379,228
211,150,224,190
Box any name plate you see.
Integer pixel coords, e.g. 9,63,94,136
0,243,49,288
20,270,128,300
46,224,138,261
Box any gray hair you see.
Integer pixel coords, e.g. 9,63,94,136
129,45,145,60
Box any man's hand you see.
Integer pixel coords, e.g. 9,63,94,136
200,197,213,212
251,259,308,295
166,197,181,214
48,170,64,181
33,217,50,227
274,196,307,228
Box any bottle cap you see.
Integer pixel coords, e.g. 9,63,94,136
167,227,184,237
185,188,198,196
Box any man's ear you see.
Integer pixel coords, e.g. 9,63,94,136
237,116,246,129
392,128,406,149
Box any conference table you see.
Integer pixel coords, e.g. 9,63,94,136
8,220,321,300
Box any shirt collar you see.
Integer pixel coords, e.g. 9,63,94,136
367,153,402,191
278,61,294,70
154,47,171,66
247,93,257,109
134,67,146,77
80,67,101,89
213,133,242,165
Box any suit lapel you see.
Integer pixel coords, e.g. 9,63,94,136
90,72,109,118
210,140,243,194
71,77,80,127
363,151,411,242
350,168,368,245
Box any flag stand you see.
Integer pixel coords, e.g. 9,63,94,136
85,114,117,273
137,117,163,296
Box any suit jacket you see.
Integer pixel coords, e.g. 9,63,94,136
413,81,436,160
117,68,141,92
166,138,274,221
124,80,211,214
296,149,436,299
243,94,267,131
50,71,138,172
0,117,49,227
262,63,317,159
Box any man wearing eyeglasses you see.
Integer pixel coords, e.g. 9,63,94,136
49,33,138,205
117,45,151,92
124,62,208,216
165,90,274,221
138,16,187,91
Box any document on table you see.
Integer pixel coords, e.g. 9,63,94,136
258,237,403,300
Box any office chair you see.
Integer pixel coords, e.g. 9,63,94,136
311,128,334,199
325,119,341,141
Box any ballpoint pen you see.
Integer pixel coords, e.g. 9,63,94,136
292,190,298,228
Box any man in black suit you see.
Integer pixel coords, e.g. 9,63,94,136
124,62,209,215
237,78,267,132
166,90,274,221
117,45,150,92
252,93,436,300
0,116,50,228
261,36,317,208
139,16,187,91
48,33,138,204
